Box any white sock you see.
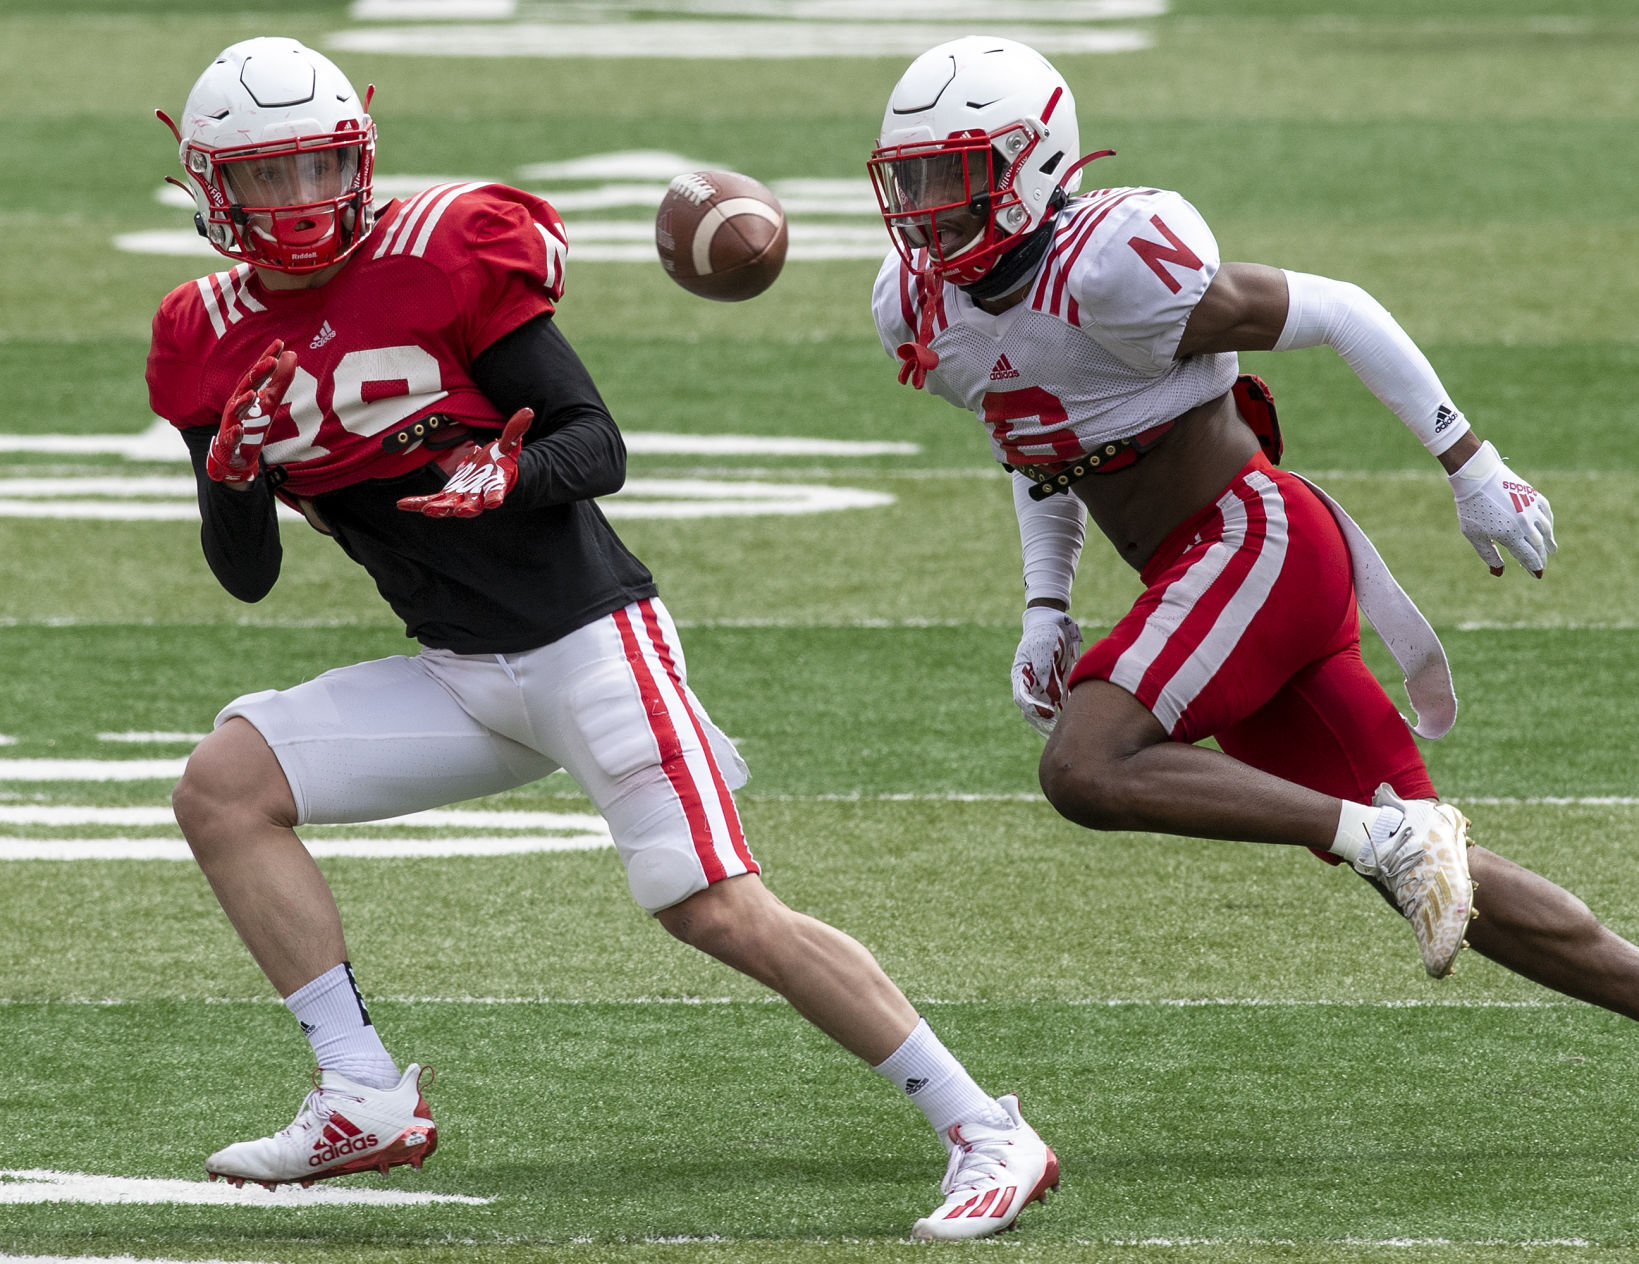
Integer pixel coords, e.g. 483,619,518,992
871,1018,1011,1136
284,962,399,1091
1330,806,1409,872
1330,801,1403,868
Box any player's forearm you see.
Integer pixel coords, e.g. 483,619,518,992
1274,269,1472,459
471,312,629,507
182,424,282,600
1013,472,1086,608
507,407,628,508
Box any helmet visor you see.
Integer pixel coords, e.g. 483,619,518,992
219,142,361,210
869,143,995,259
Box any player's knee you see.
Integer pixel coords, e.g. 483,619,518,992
656,875,780,965
1038,746,1134,831
173,720,295,847
627,845,713,915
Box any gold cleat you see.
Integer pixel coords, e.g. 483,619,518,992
1369,785,1476,978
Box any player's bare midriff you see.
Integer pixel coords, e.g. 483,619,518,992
1070,390,1260,572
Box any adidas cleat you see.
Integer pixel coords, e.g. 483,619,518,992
1367,785,1475,978
911,1094,1059,1241
206,1063,436,1187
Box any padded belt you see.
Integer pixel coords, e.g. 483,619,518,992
1009,374,1280,502
379,412,470,455
1008,419,1176,500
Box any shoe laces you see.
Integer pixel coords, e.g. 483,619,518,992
1374,824,1430,905
939,1127,1019,1196
275,1072,362,1142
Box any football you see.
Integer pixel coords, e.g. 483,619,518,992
654,170,788,301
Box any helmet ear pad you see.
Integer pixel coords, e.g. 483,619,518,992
959,188,1066,303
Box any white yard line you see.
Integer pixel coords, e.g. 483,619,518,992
0,418,919,460
0,835,610,860
0,774,1635,810
0,1169,486,1207
350,0,1165,18
328,22,1152,59
0,804,613,858
0,477,894,523
4,612,1632,631
0,995,1583,1008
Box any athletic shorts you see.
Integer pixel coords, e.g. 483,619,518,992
217,597,759,913
1067,452,1435,835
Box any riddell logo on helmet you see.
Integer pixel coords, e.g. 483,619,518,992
310,1133,380,1166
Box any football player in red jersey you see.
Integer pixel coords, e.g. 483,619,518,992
870,33,1639,1083
148,38,1058,1235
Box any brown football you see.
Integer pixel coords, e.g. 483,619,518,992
655,170,788,301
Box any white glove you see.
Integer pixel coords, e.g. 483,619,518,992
1011,606,1083,737
1447,440,1556,577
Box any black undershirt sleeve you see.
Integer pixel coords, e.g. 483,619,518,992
180,423,283,603
179,314,616,607
470,313,628,509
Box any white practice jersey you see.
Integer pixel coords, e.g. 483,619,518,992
872,187,1239,469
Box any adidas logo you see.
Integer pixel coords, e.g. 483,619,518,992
905,1077,930,1095
309,320,338,350
990,354,1020,381
309,1112,379,1167
298,1020,317,1036
1504,481,1538,512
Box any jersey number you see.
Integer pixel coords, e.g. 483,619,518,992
261,345,450,465
981,386,1081,465
1127,214,1204,295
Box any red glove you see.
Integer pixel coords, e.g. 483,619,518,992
397,408,534,518
208,339,297,485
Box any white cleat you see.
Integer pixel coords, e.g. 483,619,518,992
1367,784,1475,978
205,1063,436,1189
911,1094,1059,1241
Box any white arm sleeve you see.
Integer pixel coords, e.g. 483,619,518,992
1013,473,1087,607
1274,269,1472,457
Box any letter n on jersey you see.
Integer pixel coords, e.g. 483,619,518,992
1127,215,1203,294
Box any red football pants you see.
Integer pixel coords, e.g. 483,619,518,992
1067,453,1435,846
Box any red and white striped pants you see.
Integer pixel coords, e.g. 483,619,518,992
1068,452,1436,811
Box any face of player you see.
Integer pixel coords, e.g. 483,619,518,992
219,144,360,256
876,148,993,261
222,145,358,211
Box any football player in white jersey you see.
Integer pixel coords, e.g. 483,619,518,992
148,37,1058,1239
871,38,1639,1019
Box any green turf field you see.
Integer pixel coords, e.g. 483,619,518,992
4,2,1639,1261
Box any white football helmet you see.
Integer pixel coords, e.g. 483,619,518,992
868,37,1099,284
161,37,376,273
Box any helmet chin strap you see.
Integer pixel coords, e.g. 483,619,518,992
959,188,1065,303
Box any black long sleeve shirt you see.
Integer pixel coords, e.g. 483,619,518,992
183,314,657,653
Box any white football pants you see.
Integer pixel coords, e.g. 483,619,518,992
217,597,757,913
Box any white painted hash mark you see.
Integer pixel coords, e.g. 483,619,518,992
0,804,613,860
0,1168,488,1205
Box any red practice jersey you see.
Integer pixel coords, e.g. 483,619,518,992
148,182,569,496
